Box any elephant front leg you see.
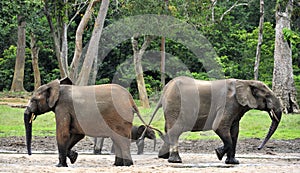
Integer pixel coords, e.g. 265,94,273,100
214,127,239,164
136,139,144,155
225,123,240,164
57,143,68,167
55,117,71,167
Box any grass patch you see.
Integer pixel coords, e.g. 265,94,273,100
1,105,299,140
0,105,56,137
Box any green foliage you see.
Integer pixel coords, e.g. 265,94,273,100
283,28,300,45
0,46,33,91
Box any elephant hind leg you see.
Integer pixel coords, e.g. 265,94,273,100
67,134,85,164
165,126,183,163
158,141,170,159
111,135,133,166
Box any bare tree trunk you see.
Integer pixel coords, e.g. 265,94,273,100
11,15,26,92
211,0,217,22
61,0,69,77
272,0,299,113
30,33,41,91
161,37,166,87
43,0,68,78
70,0,100,81
132,35,151,108
76,0,110,86
254,0,264,80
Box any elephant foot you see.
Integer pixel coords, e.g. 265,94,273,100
168,151,182,163
215,146,225,160
225,157,239,164
114,157,133,166
56,162,68,167
67,150,78,164
137,151,143,155
158,150,169,159
94,149,102,155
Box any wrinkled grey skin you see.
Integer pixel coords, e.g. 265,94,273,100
151,76,282,164
94,125,156,155
24,77,141,167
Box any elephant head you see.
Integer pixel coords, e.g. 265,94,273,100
235,80,282,149
137,125,156,151
24,77,73,155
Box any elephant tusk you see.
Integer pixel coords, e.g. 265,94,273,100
29,113,36,124
270,109,279,122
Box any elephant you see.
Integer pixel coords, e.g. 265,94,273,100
24,77,146,167
93,125,156,155
150,76,282,164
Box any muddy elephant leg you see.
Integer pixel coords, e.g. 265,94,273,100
136,139,144,155
158,124,170,159
166,127,183,163
67,134,85,164
158,140,170,159
111,140,115,154
56,135,69,167
94,137,105,155
214,127,239,164
55,119,72,167
225,123,240,164
111,135,133,166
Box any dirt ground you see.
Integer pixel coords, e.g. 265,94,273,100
0,136,299,172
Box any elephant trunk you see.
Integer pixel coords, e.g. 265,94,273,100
257,109,282,150
24,111,32,155
153,138,156,152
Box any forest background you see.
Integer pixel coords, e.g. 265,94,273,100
0,0,300,110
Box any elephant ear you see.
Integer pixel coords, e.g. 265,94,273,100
137,125,146,135
46,79,60,108
235,80,258,108
60,77,73,85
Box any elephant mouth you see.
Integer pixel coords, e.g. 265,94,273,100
27,113,37,124
269,109,280,122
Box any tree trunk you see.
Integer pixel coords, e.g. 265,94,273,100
43,1,68,78
161,37,166,87
70,0,100,81
254,0,264,80
76,0,110,86
272,0,299,113
61,5,69,77
11,15,26,92
30,33,41,91
132,35,151,108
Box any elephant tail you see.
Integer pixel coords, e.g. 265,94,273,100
147,96,163,126
131,99,148,126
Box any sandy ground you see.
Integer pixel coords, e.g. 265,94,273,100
1,137,300,172
0,152,299,173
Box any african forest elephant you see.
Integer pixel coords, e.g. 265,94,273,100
24,77,144,167
94,125,156,155
151,76,282,164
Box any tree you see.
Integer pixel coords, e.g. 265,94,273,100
76,0,110,85
30,33,41,90
254,0,264,80
70,0,100,81
272,0,299,113
132,35,152,108
10,14,26,92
